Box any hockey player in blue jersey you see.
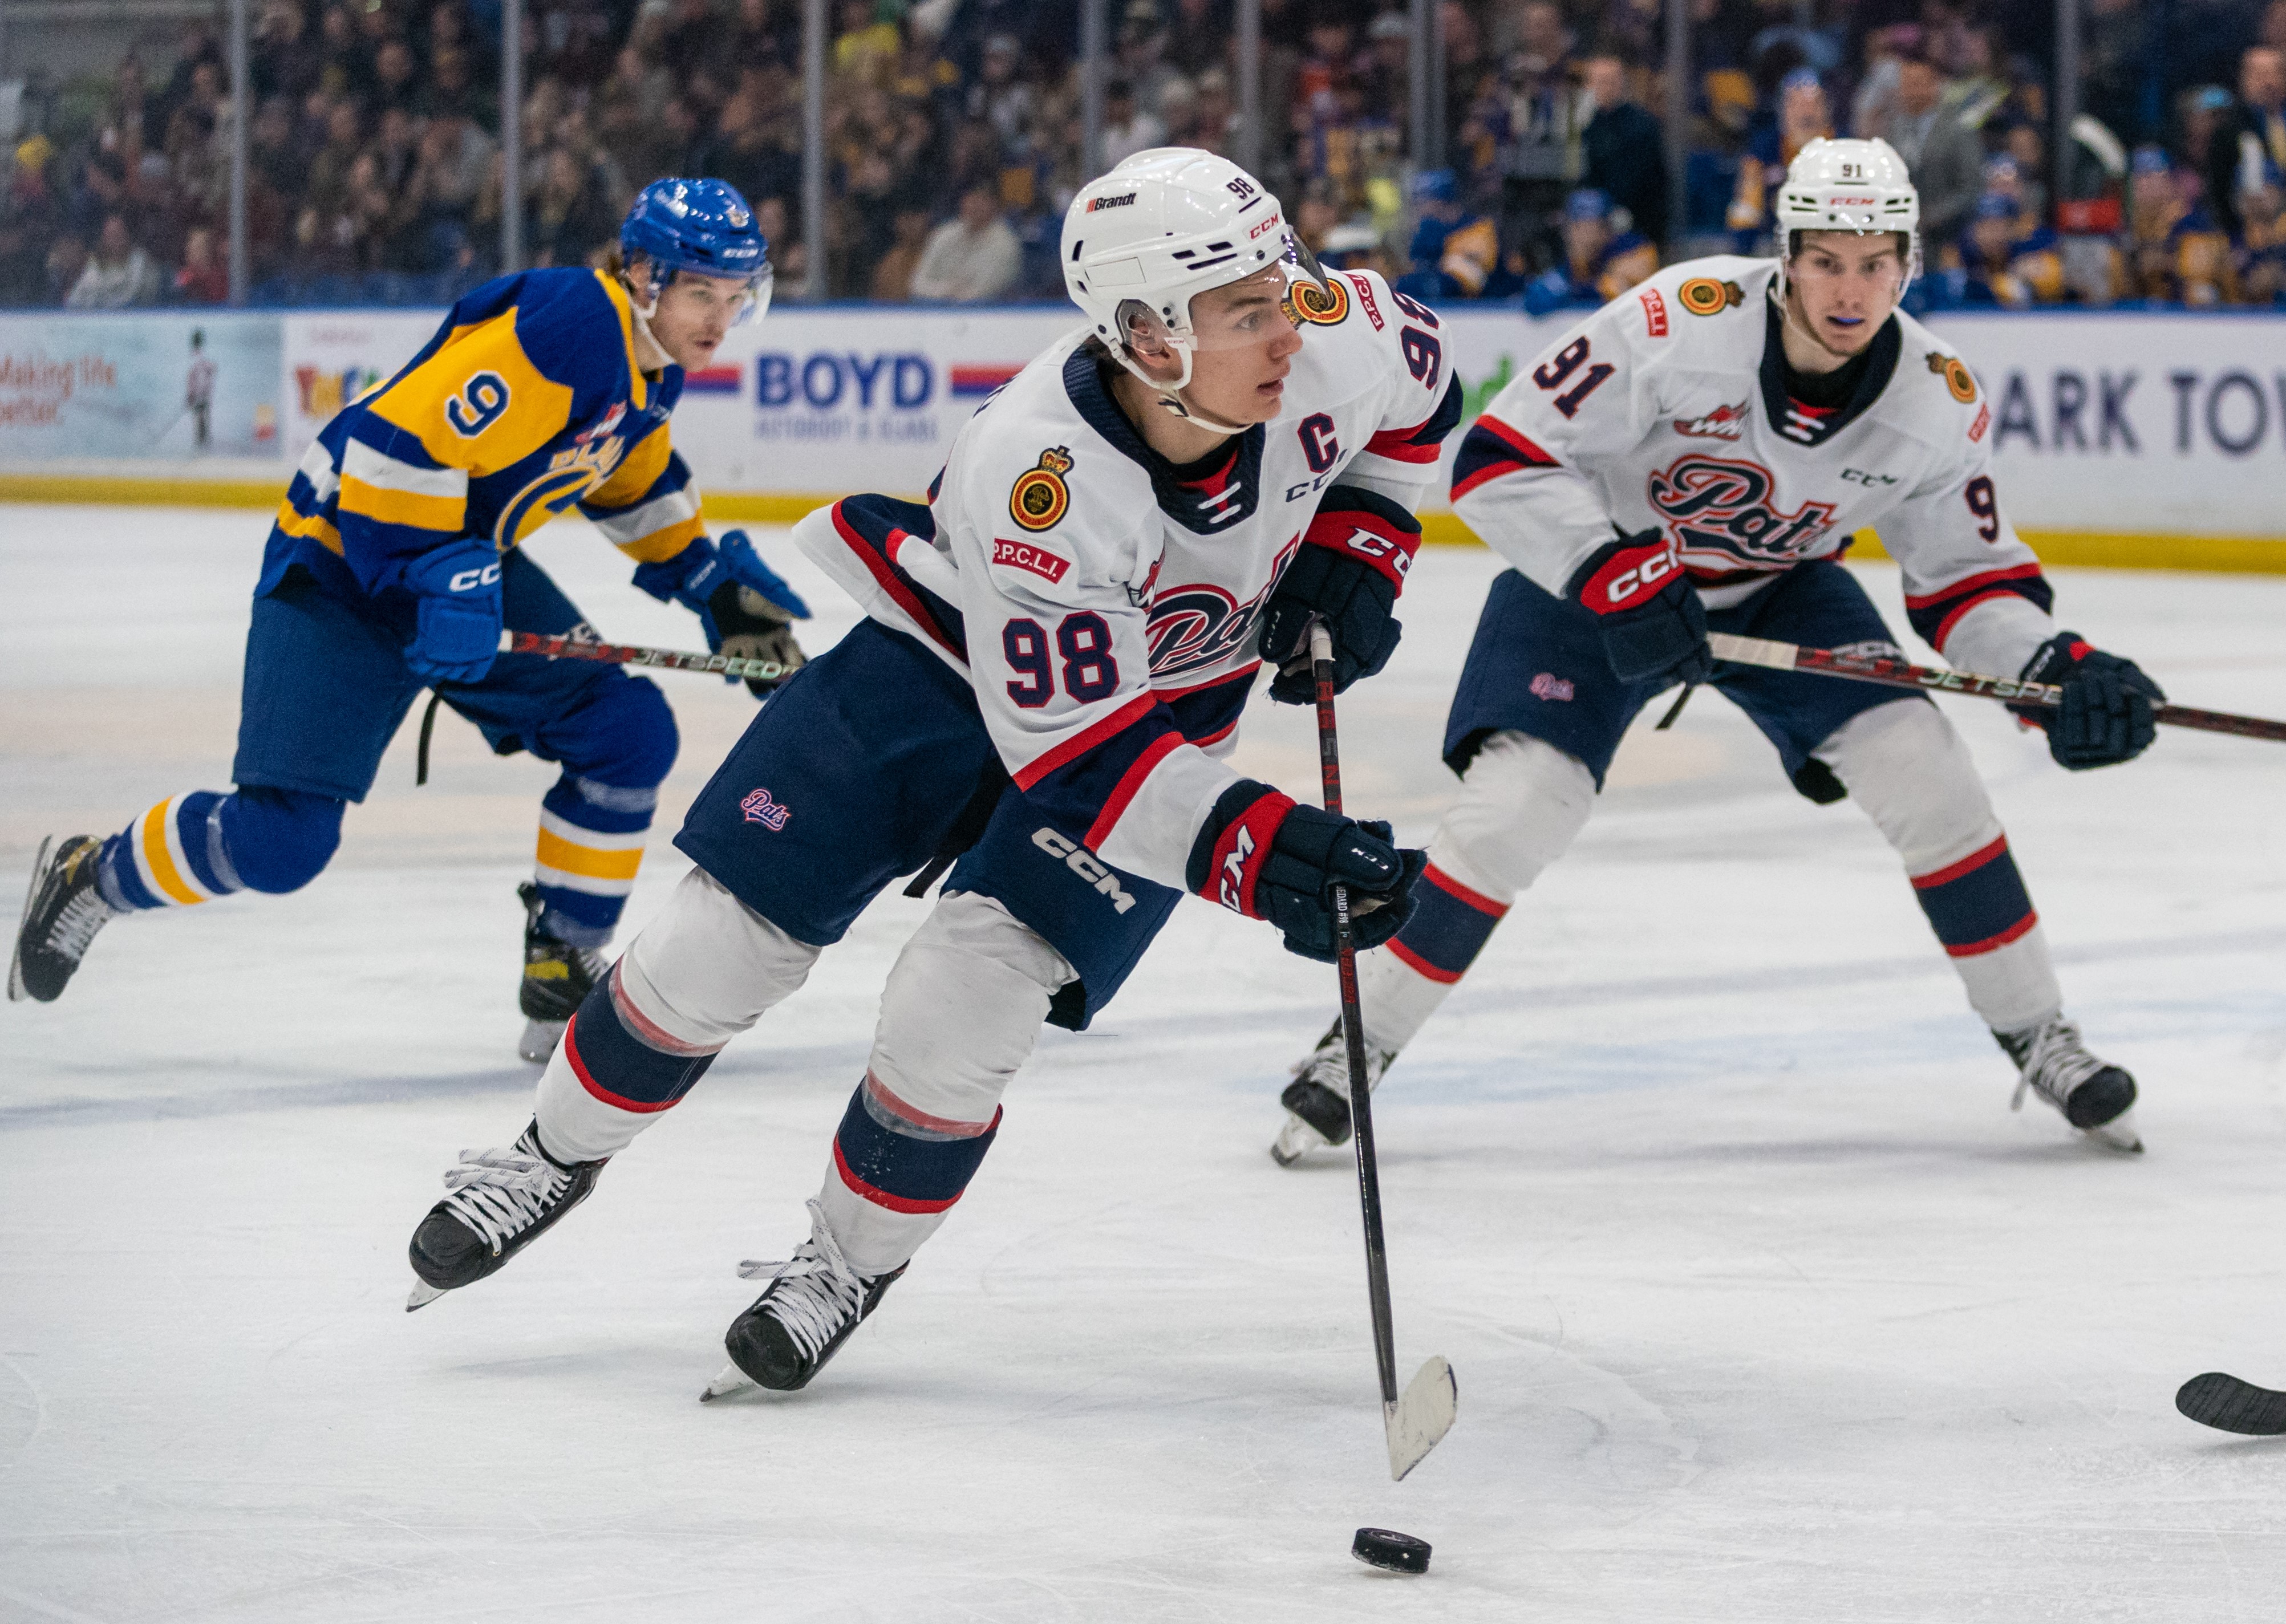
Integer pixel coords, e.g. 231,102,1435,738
393,149,1461,1398
9,179,810,1063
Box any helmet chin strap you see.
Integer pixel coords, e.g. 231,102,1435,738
1114,336,1255,437
1152,388,1254,437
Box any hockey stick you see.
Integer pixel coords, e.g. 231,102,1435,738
498,630,794,685
2176,1371,2286,1435
1705,632,2286,743
1307,619,1457,1483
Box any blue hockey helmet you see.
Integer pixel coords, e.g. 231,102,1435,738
619,177,773,322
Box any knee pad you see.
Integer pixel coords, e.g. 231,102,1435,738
1815,700,2000,872
218,786,344,894
868,892,1073,1128
550,674,679,791
1429,730,1596,906
617,867,822,1049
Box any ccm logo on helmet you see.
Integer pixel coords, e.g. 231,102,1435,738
1032,827,1138,914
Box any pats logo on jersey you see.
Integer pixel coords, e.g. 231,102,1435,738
740,787,791,830
1676,277,1745,316
1284,275,1349,327
1926,352,1978,403
1674,400,1750,440
1144,537,1299,680
1646,454,1838,565
1010,446,1074,531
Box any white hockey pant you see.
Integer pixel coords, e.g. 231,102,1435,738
532,867,1073,1277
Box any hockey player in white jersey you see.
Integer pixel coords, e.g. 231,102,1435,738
397,149,1465,1395
1272,137,2164,1164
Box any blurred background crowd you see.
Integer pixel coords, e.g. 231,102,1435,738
4,0,2285,311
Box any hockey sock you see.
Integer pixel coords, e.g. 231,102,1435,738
533,868,821,1160
1908,836,2061,1033
816,1072,1002,1278
95,787,343,911
531,773,656,948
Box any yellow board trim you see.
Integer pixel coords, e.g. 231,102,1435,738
9,476,2286,574
534,827,646,882
140,801,204,906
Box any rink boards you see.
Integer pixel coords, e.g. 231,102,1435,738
2,300,2284,569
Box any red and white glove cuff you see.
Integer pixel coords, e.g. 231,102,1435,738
1566,533,1684,616
1199,786,1296,918
1300,493,1421,591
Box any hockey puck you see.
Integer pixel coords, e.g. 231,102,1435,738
1351,1528,1431,1574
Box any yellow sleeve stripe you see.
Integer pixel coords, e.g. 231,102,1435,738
338,477,466,533
536,827,646,886
364,307,576,474
273,502,344,554
614,513,707,565
590,485,698,546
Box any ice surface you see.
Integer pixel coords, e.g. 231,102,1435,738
5,504,2286,1622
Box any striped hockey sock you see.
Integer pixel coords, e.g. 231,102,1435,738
531,773,656,948
96,791,244,912
816,1072,1002,1278
1906,832,2062,1033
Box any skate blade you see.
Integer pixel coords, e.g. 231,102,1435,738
406,1279,447,1312
699,1362,756,1403
518,1018,566,1063
1270,1113,1331,1167
1384,1355,1458,1482
7,835,57,1004
2086,1106,2144,1154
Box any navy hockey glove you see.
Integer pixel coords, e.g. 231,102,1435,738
634,530,812,695
1257,486,1418,703
1566,527,1714,687
2013,632,2165,769
401,541,503,685
1185,780,1428,963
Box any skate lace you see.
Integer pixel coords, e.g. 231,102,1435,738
2008,1018,2107,1113
44,886,114,963
735,1198,866,1362
439,1139,568,1251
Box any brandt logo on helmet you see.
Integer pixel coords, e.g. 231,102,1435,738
1675,400,1750,440
740,787,790,831
1530,672,1575,701
1087,192,1137,212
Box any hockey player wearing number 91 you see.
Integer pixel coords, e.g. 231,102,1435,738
8,179,813,1063
395,148,1462,1399
1274,137,2167,1164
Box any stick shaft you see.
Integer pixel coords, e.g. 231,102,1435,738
1706,632,2286,743
498,630,791,684
1308,620,1401,1410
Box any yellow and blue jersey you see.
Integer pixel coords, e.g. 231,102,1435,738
262,267,707,605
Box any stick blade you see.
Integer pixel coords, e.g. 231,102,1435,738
2176,1371,2286,1436
1384,1355,1457,1480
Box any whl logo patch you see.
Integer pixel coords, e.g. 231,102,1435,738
740,787,790,830
1675,400,1749,440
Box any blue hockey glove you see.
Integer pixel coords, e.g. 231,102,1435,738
401,541,503,685
1185,781,1428,963
1565,527,1714,687
1258,488,1417,704
633,530,812,695
2013,632,2165,769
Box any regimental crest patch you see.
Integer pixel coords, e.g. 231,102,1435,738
1010,446,1074,531
1284,275,1350,327
1675,400,1750,440
1676,277,1745,316
1927,351,1978,403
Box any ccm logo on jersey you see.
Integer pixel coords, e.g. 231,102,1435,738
992,537,1071,584
1032,827,1137,913
1638,286,1669,337
1674,400,1749,440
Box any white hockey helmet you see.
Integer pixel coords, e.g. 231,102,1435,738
1063,147,1330,397
1774,136,1922,291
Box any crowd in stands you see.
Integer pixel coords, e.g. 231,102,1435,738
3,0,2286,310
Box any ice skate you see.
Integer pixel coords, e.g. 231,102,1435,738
1998,1016,2142,1152
702,1199,904,1400
1270,1016,1396,1166
406,1120,606,1308
518,881,609,1062
9,836,117,1004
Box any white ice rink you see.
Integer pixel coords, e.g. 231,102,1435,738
5,504,2285,1622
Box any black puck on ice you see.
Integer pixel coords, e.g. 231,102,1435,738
1351,1528,1432,1574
